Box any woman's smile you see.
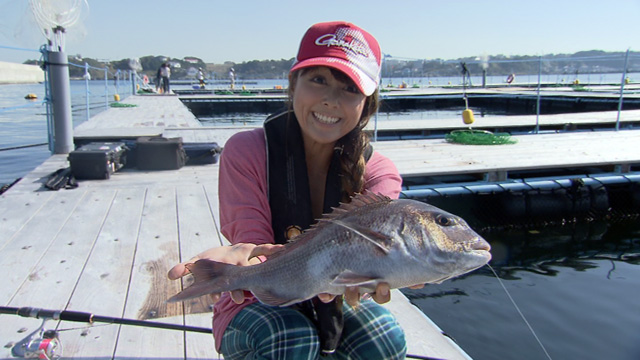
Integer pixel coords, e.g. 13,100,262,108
313,111,341,125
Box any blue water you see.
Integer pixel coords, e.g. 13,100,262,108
1,79,639,360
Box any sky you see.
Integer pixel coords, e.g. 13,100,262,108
1,0,639,65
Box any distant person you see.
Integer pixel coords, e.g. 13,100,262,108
229,67,235,90
160,63,171,94
155,65,162,93
196,67,206,89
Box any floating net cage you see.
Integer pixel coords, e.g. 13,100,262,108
445,129,517,145
110,102,137,108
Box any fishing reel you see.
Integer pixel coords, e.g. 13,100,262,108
11,318,61,360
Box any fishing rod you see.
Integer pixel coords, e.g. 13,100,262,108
0,306,443,360
0,306,211,359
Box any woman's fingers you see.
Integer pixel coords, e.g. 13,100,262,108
318,293,336,303
230,290,246,304
371,283,391,304
248,244,285,260
344,287,360,307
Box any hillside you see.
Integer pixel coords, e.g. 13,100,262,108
24,50,639,81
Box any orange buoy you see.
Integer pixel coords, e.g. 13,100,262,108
24,93,38,100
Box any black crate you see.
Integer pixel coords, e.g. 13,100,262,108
136,137,187,170
68,142,127,179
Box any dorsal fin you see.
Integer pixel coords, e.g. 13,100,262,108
289,193,392,243
319,192,392,221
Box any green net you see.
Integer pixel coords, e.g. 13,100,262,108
110,102,137,108
445,129,517,145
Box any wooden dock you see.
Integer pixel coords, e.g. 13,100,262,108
3,94,639,359
1,95,471,360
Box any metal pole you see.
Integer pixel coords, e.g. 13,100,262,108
47,50,74,154
616,49,630,131
84,62,90,121
129,70,134,95
41,46,55,154
116,70,120,95
104,66,108,110
535,56,542,134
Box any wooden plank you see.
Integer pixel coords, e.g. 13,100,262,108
385,290,470,360
0,189,116,359
0,191,55,250
373,130,640,178
114,186,184,359
58,187,146,358
0,190,86,304
175,184,223,359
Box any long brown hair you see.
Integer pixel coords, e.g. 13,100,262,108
288,67,380,201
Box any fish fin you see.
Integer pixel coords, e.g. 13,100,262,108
167,259,234,303
330,219,393,254
252,289,304,307
316,192,391,222
294,192,392,242
330,270,380,287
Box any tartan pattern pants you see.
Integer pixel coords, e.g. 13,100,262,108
220,299,407,359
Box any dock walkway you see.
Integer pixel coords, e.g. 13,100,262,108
1,95,469,359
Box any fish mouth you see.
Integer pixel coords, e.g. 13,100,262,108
471,238,491,252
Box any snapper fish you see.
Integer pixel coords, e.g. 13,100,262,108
168,193,491,306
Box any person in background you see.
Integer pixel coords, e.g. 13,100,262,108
197,67,206,89
169,21,410,359
155,65,162,93
229,67,235,90
160,63,171,94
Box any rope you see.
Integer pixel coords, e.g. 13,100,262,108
0,44,41,53
445,129,517,145
0,143,48,152
110,102,137,108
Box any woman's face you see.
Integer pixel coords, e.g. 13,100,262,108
292,67,367,147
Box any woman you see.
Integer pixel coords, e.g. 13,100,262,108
169,21,407,359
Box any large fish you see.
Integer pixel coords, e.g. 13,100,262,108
169,193,491,306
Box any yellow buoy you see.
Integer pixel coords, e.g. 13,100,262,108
24,93,37,100
114,94,120,102
462,108,475,124
625,77,630,84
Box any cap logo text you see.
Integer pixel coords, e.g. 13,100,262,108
315,34,369,57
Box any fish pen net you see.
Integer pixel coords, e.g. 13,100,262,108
110,102,137,108
445,129,517,145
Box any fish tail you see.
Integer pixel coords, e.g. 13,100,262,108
167,259,236,302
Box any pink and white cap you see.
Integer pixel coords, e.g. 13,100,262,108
290,21,382,96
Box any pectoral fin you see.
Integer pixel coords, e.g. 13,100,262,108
330,270,380,287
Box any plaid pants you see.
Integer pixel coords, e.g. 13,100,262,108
220,299,407,359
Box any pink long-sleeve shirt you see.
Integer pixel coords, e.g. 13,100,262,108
212,128,402,351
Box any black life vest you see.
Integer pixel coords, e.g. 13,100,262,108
264,109,344,354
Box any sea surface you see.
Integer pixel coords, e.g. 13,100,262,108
1,78,639,360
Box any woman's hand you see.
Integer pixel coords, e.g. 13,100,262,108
168,243,284,304
317,282,425,306
318,282,391,306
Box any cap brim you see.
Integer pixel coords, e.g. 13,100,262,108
290,57,378,96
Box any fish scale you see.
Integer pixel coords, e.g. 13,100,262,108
169,193,491,306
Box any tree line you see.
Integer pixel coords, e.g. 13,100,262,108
24,50,638,81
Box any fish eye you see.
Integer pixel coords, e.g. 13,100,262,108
435,214,456,227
